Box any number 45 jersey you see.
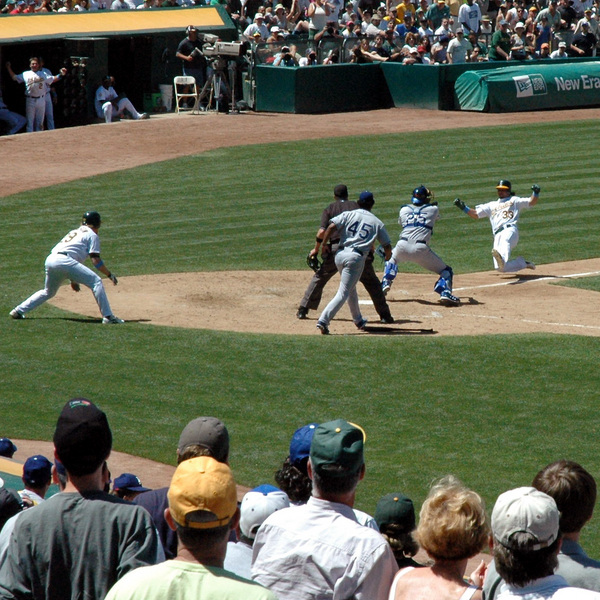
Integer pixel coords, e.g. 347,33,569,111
475,195,533,235
399,203,440,244
332,208,391,254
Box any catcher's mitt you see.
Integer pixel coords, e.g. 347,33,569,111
307,252,322,272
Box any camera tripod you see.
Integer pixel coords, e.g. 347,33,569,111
197,58,234,113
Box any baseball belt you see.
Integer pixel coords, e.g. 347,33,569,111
338,246,363,256
400,237,427,244
494,223,515,236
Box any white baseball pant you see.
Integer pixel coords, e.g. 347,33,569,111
0,107,26,135
25,96,45,132
391,239,447,274
100,98,142,123
493,227,528,272
318,249,366,326
44,93,55,130
15,253,113,317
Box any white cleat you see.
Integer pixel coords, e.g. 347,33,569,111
102,315,125,324
492,249,505,272
9,309,24,319
525,261,536,270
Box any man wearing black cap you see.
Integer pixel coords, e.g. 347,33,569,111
252,419,398,599
0,398,162,600
297,184,394,324
134,416,230,559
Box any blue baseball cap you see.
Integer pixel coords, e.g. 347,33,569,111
0,438,17,458
289,423,319,468
113,473,151,493
23,455,53,487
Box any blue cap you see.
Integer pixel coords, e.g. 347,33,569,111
23,455,53,486
0,438,17,458
359,190,374,203
289,423,319,468
113,473,151,493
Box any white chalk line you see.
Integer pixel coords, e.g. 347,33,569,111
358,268,600,331
454,270,600,292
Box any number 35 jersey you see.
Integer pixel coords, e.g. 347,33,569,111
475,195,532,234
51,226,101,263
399,203,440,245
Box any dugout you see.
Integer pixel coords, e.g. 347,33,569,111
0,7,237,128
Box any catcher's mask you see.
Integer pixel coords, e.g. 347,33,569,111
411,185,433,205
82,211,102,228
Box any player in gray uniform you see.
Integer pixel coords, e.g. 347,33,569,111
454,179,539,273
10,211,124,324
316,191,392,335
298,184,394,324
381,186,460,307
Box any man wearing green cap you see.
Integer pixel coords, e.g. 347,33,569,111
252,419,398,599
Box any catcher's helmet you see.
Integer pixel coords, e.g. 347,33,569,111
82,211,101,228
358,190,375,209
411,185,433,205
496,179,512,191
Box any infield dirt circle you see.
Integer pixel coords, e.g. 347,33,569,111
5,107,598,336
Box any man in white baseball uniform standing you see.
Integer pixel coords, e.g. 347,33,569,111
454,180,540,273
10,211,124,324
316,191,392,335
5,57,67,132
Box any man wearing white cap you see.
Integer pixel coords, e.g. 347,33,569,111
490,487,600,599
224,485,289,579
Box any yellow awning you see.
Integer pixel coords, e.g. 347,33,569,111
0,6,231,43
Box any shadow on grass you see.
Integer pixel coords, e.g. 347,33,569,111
363,325,436,335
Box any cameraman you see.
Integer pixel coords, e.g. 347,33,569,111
273,45,298,66
314,20,342,40
176,25,207,90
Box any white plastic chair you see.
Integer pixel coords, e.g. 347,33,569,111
173,76,200,114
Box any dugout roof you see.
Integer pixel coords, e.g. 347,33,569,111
0,5,236,44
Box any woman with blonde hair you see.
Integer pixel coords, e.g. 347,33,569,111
389,475,489,600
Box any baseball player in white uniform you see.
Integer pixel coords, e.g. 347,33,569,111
5,58,66,133
454,180,540,272
10,211,124,324
316,191,392,335
381,185,460,306
95,75,148,123
40,60,57,130
0,93,26,135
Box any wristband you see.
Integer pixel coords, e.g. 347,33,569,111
95,260,104,269
316,237,324,243
463,206,470,214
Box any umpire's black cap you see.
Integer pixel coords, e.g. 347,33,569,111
334,184,348,200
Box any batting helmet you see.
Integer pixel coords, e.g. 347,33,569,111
496,179,512,191
82,211,101,228
411,185,433,205
358,190,375,209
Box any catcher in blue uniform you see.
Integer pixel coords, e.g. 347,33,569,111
381,186,460,307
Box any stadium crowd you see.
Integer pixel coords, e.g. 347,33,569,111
1,404,600,600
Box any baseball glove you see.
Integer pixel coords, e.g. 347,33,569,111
306,252,322,272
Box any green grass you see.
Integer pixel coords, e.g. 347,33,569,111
553,275,600,292
3,118,600,553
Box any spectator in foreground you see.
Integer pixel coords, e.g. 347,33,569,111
105,457,277,600
388,475,488,600
224,485,290,579
133,416,230,559
252,419,398,600
375,492,424,569
19,455,53,506
490,487,600,600
0,438,17,458
0,398,162,600
484,461,600,599
112,473,151,501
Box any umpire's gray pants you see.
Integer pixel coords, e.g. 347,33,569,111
318,249,365,326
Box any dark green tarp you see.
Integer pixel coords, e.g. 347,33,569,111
455,61,600,112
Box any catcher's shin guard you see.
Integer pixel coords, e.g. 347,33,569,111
434,266,454,295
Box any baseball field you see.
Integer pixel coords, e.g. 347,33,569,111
2,107,600,555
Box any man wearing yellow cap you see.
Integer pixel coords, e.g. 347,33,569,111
105,457,276,600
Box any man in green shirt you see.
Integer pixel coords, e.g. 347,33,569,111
488,19,512,60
